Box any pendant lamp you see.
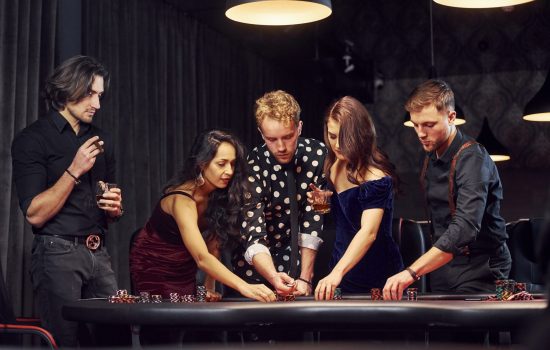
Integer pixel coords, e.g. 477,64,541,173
404,0,466,127
523,71,550,122
476,118,510,162
225,0,332,26
433,0,534,9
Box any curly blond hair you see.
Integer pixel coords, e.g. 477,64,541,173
254,90,301,128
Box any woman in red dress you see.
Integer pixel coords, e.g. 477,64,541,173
130,129,275,302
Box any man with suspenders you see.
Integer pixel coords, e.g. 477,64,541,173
383,79,511,299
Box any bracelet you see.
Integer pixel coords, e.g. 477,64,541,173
65,169,81,185
405,267,421,281
296,277,312,286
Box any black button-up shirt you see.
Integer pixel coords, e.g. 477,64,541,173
11,112,116,236
424,129,507,256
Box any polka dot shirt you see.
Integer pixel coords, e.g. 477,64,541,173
233,137,327,282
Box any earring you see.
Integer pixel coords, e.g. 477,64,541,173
195,172,205,187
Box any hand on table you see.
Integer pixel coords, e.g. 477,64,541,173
314,272,342,300
206,289,222,302
239,283,277,302
294,278,312,296
269,272,296,295
383,270,414,300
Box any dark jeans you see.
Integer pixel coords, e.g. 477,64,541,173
31,235,117,347
430,244,512,293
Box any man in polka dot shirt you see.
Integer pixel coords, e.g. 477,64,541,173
233,90,328,296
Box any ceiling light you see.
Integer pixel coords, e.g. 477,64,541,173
433,0,534,9
523,71,550,122
226,0,332,26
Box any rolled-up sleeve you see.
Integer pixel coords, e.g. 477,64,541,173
11,132,47,215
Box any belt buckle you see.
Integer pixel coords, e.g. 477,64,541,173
86,234,101,251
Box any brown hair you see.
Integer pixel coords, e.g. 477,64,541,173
324,96,399,194
254,90,300,128
44,55,110,111
405,79,455,114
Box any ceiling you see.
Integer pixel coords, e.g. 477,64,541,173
163,0,550,104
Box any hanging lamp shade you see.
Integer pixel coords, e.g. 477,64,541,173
476,118,510,162
433,0,534,9
403,103,466,127
225,0,332,25
523,71,550,122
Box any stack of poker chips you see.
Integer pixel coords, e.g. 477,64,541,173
180,295,196,303
108,290,138,303
277,293,296,302
196,285,207,302
496,279,518,300
333,288,342,300
515,282,527,293
406,288,418,301
508,291,534,301
169,292,180,303
139,291,151,303
151,294,163,303
370,288,382,300
495,280,506,300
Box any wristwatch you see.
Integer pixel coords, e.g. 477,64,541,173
406,267,421,281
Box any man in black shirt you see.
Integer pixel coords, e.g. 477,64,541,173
383,79,511,299
233,90,327,296
11,55,123,346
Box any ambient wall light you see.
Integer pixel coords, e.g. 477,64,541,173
476,118,510,162
433,0,534,9
225,0,332,26
523,71,550,122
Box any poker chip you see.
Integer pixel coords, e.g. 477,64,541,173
180,295,196,303
196,285,207,302
333,288,342,300
406,288,418,301
116,289,128,297
169,292,180,303
151,294,163,303
370,288,382,301
139,291,151,303
277,294,296,302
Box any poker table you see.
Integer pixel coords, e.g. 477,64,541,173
62,294,547,348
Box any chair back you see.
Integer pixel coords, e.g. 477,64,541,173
392,218,431,292
506,218,547,292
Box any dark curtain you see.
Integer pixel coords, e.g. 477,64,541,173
81,0,328,290
0,0,57,317
1,0,328,317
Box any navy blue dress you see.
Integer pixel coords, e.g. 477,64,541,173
329,176,404,293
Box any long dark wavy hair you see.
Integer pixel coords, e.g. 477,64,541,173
43,55,110,111
163,129,250,248
323,96,400,194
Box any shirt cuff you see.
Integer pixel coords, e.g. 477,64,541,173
299,233,323,251
244,243,270,265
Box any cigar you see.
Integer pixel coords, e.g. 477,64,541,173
93,140,104,153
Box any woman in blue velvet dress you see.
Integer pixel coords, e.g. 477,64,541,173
313,96,404,300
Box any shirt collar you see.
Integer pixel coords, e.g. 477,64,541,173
429,128,465,164
49,111,91,135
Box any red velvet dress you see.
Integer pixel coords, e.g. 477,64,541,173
129,191,197,297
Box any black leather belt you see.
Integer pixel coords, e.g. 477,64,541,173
37,233,104,251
